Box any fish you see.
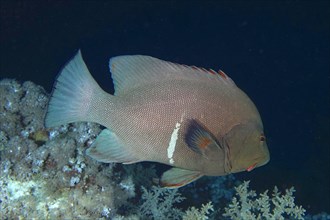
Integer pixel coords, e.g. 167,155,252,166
45,50,270,188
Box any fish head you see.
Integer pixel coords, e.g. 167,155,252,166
224,121,270,173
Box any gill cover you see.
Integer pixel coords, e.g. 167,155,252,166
224,122,270,173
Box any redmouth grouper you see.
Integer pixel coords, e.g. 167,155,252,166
45,50,270,188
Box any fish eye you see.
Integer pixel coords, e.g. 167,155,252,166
260,134,266,142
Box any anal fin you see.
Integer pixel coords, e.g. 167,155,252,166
160,167,202,188
86,129,139,164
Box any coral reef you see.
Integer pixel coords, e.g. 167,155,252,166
0,78,325,219
0,79,123,219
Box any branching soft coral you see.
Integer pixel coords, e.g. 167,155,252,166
183,202,214,220
223,181,306,220
139,186,184,220
139,186,214,220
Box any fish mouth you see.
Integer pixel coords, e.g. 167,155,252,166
245,155,269,172
246,163,257,172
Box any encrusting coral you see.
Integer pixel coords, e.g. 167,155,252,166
0,79,116,219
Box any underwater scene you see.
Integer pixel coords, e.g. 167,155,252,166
0,1,329,219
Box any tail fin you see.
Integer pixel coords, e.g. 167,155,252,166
45,50,104,128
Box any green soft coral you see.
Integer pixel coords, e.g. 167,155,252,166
223,181,306,220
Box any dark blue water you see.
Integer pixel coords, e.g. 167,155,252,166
1,0,329,214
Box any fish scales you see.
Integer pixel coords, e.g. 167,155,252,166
110,81,254,161
45,51,269,188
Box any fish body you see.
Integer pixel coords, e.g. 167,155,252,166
45,51,269,188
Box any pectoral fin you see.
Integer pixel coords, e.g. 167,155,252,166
86,129,139,164
185,119,222,158
160,167,203,188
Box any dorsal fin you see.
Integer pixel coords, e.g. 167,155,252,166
109,55,236,95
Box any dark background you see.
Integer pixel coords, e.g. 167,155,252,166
1,0,329,214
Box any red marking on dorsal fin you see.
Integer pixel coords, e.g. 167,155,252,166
201,67,208,73
208,69,217,75
218,70,228,79
183,64,229,79
190,65,210,74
